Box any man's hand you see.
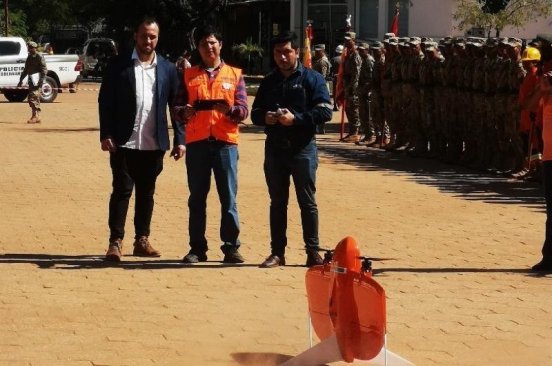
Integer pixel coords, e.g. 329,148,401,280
101,138,117,152
171,144,186,161
277,108,295,126
265,111,279,125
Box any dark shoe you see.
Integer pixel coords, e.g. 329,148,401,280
531,259,552,272
105,239,123,262
182,251,208,264
222,249,245,264
259,254,285,268
306,250,324,267
132,236,161,257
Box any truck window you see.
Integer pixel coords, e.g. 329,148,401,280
0,41,22,56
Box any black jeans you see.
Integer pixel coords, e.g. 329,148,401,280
108,148,165,240
263,139,319,256
542,161,552,261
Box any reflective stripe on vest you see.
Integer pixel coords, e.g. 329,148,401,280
184,64,241,144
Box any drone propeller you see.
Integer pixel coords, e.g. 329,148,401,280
356,256,395,262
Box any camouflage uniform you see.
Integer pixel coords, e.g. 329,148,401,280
342,47,362,136
371,46,388,145
405,43,424,152
358,48,375,139
312,54,331,79
313,52,332,134
18,50,47,120
468,46,487,169
506,54,526,171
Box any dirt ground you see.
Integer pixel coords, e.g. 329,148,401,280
0,83,551,366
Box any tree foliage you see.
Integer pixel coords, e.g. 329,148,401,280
454,0,552,37
1,6,28,38
232,36,263,74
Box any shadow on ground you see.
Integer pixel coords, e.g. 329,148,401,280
0,253,262,270
242,124,544,210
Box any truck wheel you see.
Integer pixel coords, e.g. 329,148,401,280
40,76,59,103
3,90,27,102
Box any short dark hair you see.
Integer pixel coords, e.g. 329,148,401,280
135,17,159,33
194,25,222,46
271,31,300,51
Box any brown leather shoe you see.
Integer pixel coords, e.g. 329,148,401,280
105,239,123,262
132,236,161,257
342,134,360,143
306,250,323,267
259,254,285,268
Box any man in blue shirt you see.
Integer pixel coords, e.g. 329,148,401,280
251,31,333,268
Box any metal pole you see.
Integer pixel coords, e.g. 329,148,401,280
4,0,8,37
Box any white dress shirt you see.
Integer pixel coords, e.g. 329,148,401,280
123,49,159,150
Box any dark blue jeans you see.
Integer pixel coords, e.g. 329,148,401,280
542,161,552,261
109,148,165,240
264,139,319,256
185,141,240,253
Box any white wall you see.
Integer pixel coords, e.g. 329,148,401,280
408,0,458,38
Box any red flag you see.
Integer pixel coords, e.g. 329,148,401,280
390,6,399,36
303,23,313,68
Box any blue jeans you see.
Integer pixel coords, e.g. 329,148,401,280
264,139,319,256
185,141,240,253
542,161,552,261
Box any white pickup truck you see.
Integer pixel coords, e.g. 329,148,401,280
0,37,82,103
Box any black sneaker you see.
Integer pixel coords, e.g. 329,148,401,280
182,251,208,264
222,249,245,264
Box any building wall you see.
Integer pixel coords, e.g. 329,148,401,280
408,0,456,38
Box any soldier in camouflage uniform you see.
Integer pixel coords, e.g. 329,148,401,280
419,42,444,157
467,40,488,170
494,38,515,172
482,38,501,170
381,38,399,148
17,41,47,124
341,31,362,142
505,38,527,174
405,38,425,155
312,44,332,134
357,41,375,144
369,41,389,148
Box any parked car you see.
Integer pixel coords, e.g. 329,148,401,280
80,38,117,78
0,37,82,102
65,47,81,55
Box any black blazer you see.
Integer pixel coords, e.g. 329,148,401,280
98,51,184,150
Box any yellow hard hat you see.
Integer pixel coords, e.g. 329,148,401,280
521,47,541,62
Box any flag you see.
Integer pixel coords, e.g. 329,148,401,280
390,5,399,36
303,23,313,68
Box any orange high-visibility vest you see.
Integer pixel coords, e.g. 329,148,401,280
184,64,241,144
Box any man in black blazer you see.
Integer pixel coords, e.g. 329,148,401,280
99,17,184,261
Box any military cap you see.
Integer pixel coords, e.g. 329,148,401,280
384,32,396,39
314,44,325,51
485,38,498,47
443,36,453,41
371,41,383,50
424,44,436,52
27,41,38,48
344,31,356,40
537,34,552,44
335,44,344,54
498,37,510,46
508,37,522,47
421,37,434,42
388,37,399,44
357,42,370,50
408,39,421,47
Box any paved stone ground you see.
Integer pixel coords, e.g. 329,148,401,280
0,84,551,366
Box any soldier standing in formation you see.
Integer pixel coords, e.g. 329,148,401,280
340,31,362,143
356,42,375,145
312,44,332,134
